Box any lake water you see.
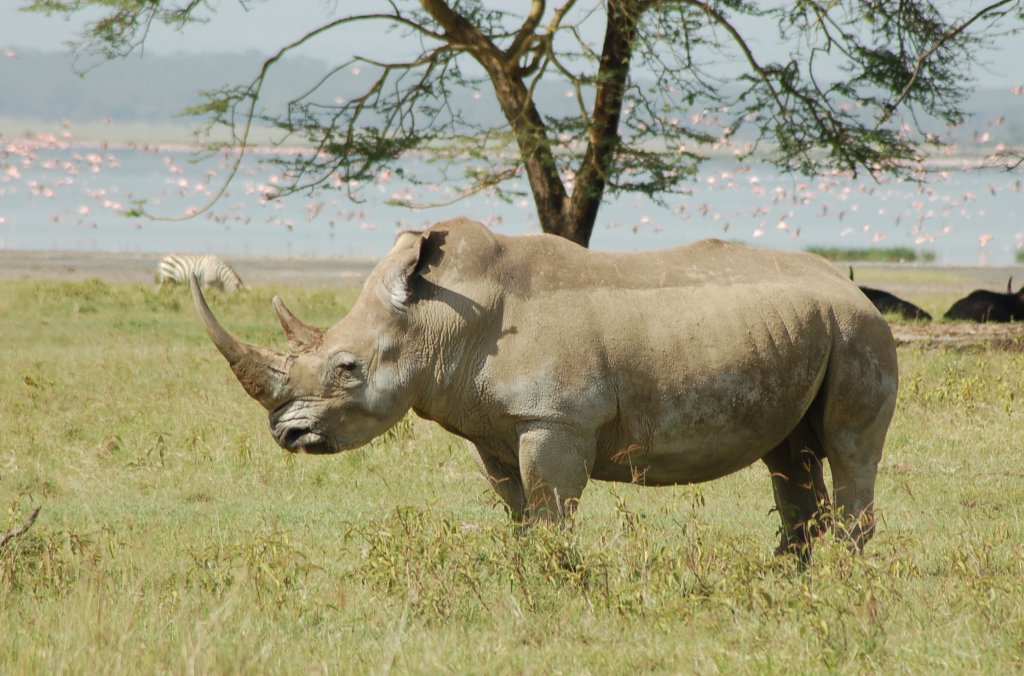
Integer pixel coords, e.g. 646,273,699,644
2,136,1022,265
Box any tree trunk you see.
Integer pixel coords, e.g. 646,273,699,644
423,0,644,248
422,0,574,242
568,1,643,247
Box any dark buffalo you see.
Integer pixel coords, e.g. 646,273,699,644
849,268,932,321
944,277,1024,322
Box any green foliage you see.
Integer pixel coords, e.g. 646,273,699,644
806,246,936,263
2,278,1024,671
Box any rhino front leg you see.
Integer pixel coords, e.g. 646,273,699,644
466,441,527,523
517,423,594,524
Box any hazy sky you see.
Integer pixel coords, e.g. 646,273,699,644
4,0,411,62
3,1,1022,88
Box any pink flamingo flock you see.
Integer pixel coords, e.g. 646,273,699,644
1,67,1022,262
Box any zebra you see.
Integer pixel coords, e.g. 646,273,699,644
157,254,245,292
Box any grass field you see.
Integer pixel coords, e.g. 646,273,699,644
2,278,1023,673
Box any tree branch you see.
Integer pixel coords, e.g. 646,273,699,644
505,0,546,64
147,11,449,220
875,0,1019,127
420,0,504,67
0,506,41,551
682,1,788,127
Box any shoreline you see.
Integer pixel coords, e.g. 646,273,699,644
0,249,377,288
1,248,1019,290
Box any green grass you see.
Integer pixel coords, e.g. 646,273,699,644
806,246,936,263
2,279,1023,672
844,267,968,287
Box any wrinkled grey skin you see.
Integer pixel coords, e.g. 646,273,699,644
193,218,899,556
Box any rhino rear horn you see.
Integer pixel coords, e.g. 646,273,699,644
190,275,290,410
273,296,323,352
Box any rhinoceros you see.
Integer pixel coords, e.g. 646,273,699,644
192,218,899,556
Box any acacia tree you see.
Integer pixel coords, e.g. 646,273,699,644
28,0,1023,247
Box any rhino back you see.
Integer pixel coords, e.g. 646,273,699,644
415,220,859,303
498,235,850,295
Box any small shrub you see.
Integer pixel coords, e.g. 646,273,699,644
187,530,320,608
805,246,935,263
1,518,116,597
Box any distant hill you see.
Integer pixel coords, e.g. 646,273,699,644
2,48,1022,149
0,49,331,125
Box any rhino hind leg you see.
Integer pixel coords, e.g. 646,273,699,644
762,421,830,561
820,438,884,552
813,352,897,552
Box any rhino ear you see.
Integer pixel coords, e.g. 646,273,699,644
388,230,423,255
381,232,426,311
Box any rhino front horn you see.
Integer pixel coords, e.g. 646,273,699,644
190,275,290,410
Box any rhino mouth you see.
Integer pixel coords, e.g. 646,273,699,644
297,441,335,455
270,402,335,454
272,417,337,455
282,430,334,455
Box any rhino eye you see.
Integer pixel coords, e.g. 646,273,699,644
332,355,360,375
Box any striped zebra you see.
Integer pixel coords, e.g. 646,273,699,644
157,254,245,292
